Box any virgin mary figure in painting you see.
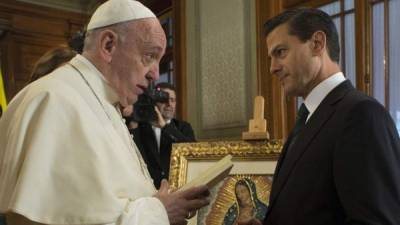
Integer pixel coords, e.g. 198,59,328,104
222,178,268,225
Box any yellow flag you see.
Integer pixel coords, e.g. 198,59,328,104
0,66,7,113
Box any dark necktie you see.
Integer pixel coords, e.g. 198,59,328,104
285,103,309,154
292,103,309,137
270,104,310,194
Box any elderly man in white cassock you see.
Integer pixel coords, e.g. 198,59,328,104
0,0,209,225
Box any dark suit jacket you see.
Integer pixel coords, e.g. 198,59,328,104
131,119,195,189
264,80,400,225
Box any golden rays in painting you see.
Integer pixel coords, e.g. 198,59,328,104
203,174,273,225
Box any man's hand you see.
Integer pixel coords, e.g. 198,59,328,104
155,180,210,225
152,106,166,128
238,218,263,225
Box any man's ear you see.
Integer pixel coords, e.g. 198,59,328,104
98,30,118,63
310,30,326,56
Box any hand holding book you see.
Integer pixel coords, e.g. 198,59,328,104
155,155,233,224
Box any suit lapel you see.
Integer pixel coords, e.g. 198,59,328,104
160,119,177,153
270,136,292,185
160,126,168,154
267,81,354,214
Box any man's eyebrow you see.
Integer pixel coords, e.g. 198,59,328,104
141,40,164,51
143,45,164,52
269,44,284,56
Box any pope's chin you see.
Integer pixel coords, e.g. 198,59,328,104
120,95,138,107
128,96,139,105
124,89,143,105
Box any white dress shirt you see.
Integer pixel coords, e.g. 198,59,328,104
304,72,346,121
152,119,171,151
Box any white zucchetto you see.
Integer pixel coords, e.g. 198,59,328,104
87,0,156,31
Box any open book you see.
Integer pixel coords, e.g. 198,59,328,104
180,154,234,191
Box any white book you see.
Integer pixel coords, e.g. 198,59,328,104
180,154,234,191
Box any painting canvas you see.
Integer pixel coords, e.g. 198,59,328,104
169,140,282,225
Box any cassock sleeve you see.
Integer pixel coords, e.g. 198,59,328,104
113,197,169,225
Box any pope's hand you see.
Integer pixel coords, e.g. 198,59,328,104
155,179,210,225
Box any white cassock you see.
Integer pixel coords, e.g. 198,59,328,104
0,55,169,225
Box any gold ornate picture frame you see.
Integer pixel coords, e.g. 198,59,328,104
169,140,282,225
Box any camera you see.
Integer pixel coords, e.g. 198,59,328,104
132,84,169,123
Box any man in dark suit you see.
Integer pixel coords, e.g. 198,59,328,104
242,8,400,225
132,82,195,189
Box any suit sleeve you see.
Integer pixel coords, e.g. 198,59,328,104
162,121,196,142
334,99,400,224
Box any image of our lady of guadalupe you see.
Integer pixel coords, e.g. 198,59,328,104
222,178,268,225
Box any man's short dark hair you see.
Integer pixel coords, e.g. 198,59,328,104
264,8,340,63
155,82,176,92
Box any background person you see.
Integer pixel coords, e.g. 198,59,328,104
28,47,77,83
0,1,209,225
132,82,195,188
28,30,85,83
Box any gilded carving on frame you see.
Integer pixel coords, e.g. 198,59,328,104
169,140,282,225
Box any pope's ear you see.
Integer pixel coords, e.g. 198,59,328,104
98,30,118,63
310,30,326,56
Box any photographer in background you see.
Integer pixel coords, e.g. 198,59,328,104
132,82,195,189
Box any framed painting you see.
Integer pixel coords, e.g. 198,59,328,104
169,140,283,225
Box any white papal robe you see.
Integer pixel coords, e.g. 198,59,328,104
0,55,169,225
